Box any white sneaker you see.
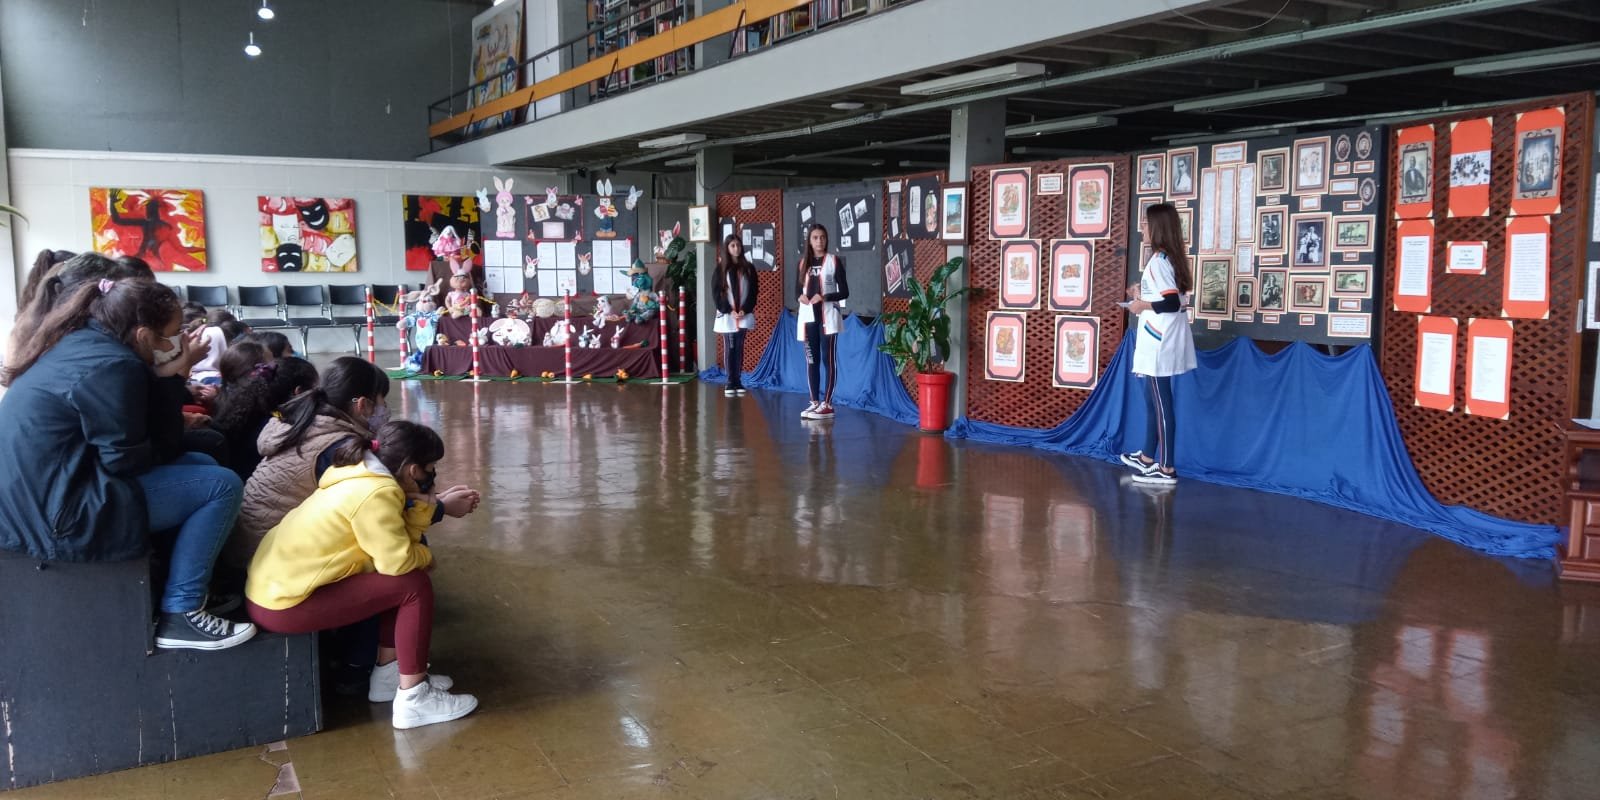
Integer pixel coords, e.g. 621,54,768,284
392,680,479,729
368,660,455,703
800,401,820,419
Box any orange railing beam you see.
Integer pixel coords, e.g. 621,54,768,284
429,0,813,141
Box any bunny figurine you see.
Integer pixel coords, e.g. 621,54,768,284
545,187,559,208
475,188,491,213
493,177,516,238
625,185,643,211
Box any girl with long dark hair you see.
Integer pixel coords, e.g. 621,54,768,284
794,223,849,420
213,354,318,481
712,233,759,397
1121,203,1197,485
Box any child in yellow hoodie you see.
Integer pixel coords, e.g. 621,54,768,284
245,420,478,730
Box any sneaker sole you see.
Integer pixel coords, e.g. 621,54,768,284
1130,473,1177,485
1118,454,1151,470
155,627,257,651
392,696,479,729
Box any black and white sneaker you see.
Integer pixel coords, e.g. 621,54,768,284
1130,462,1177,486
724,388,737,397
734,387,747,396
155,609,257,651
1119,451,1153,471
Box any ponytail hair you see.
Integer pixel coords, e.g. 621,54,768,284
17,249,76,310
212,356,318,437
271,356,389,456
2,277,180,386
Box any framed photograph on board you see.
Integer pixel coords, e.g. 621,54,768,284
989,167,1031,240
1291,137,1330,196
1167,147,1198,200
1290,276,1329,312
1136,197,1158,236
1512,107,1564,216
1177,207,1194,249
998,239,1042,310
1290,213,1331,269
1048,240,1094,312
1332,267,1372,298
941,184,968,242
1233,277,1256,310
1258,268,1288,312
688,206,712,242
1256,205,1287,255
985,311,1027,383
1053,316,1100,390
906,175,942,240
1256,148,1289,195
1196,257,1232,318
1136,153,1165,195
1334,216,1374,252
1067,164,1113,239
883,238,915,299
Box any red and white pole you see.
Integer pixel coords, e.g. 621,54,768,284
395,289,409,367
563,290,574,383
677,286,686,374
659,296,669,384
468,289,482,380
365,287,376,363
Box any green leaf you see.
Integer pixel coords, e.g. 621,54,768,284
879,255,965,373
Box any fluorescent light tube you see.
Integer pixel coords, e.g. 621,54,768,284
638,133,707,149
1006,115,1117,137
1173,82,1346,114
901,63,1046,96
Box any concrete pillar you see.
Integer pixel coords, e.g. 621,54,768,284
0,58,17,351
695,146,733,371
945,99,1005,419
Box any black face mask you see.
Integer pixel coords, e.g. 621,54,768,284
416,468,437,495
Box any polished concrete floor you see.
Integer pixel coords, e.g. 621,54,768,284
15,380,1600,799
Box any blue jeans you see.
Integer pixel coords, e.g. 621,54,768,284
1142,375,1176,469
137,453,243,613
804,322,837,403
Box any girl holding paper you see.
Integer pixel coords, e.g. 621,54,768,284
795,224,849,420
1121,203,1196,485
713,234,759,397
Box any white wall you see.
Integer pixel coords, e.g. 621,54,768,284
5,149,559,353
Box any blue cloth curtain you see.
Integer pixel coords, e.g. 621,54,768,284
701,310,919,426
948,331,1561,560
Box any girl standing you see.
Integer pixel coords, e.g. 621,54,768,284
0,276,254,650
795,224,849,420
246,420,478,729
712,233,759,397
1121,203,1196,485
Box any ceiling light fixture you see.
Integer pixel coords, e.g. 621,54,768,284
900,62,1045,96
1452,45,1600,78
830,101,865,111
1006,115,1117,137
662,157,697,167
1172,82,1346,114
244,32,262,57
257,1,274,20
638,133,706,149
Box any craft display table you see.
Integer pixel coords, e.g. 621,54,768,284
421,314,665,378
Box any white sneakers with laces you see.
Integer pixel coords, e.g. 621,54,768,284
392,679,479,730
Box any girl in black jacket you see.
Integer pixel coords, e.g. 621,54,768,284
794,224,849,420
712,233,759,397
0,273,256,652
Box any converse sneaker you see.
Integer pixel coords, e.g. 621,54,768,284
368,660,455,703
155,609,257,651
734,387,748,396
1131,463,1178,486
392,680,479,729
1119,451,1153,471
812,402,835,420
800,401,820,419
724,387,737,397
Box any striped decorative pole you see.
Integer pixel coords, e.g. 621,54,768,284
395,289,409,368
562,290,575,383
467,289,483,380
658,296,669,384
365,287,376,363
677,286,686,374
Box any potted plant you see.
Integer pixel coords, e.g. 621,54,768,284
879,256,968,433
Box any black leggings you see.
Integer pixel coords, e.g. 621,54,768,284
722,330,747,389
804,322,837,403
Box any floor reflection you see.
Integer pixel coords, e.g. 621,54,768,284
18,380,1600,800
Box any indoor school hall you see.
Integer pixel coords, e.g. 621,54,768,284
3,1,1600,799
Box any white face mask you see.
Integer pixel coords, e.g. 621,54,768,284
366,401,391,430
151,334,183,365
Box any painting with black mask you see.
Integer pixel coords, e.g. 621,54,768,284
259,196,359,272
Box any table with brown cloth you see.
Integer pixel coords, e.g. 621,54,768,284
424,315,662,378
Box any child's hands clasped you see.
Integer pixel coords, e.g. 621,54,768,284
437,485,481,518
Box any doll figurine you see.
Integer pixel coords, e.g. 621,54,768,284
623,261,659,324
431,225,470,276
445,274,474,318
593,179,618,239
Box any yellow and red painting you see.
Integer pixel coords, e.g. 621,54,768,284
259,196,358,272
89,188,208,272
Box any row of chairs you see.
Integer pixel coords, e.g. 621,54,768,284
174,284,416,353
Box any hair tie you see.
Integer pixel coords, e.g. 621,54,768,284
249,362,277,380
370,439,381,453
98,278,115,295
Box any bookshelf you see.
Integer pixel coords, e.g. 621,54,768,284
730,0,902,57
586,0,694,100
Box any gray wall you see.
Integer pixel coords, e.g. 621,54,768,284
0,0,489,161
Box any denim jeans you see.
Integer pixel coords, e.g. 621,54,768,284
1142,375,1176,469
137,452,243,613
721,330,747,389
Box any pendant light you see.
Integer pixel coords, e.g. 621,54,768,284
257,2,275,20
244,32,262,57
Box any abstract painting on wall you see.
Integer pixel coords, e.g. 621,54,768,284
465,1,522,136
402,195,482,272
89,188,208,272
258,196,358,272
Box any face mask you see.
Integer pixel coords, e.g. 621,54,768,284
416,468,437,495
151,334,183,365
366,401,391,430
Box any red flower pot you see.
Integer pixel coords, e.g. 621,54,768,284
916,370,955,433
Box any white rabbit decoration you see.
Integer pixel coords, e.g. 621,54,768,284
493,177,516,239
625,185,643,211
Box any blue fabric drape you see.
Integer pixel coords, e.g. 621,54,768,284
700,310,919,426
947,330,1561,560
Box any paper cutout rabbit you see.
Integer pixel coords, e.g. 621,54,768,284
493,177,516,238
625,185,643,211
475,188,491,213
545,187,559,207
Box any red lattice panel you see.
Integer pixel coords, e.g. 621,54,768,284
964,157,1132,429
882,171,949,402
1379,93,1593,525
715,190,785,374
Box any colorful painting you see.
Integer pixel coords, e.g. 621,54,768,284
258,196,357,272
89,188,208,272
403,195,482,272
466,1,523,135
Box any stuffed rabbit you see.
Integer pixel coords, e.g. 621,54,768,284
494,177,516,238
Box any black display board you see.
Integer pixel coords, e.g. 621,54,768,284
883,238,914,299
784,180,883,316
478,193,638,303
1127,124,1387,347
904,174,943,240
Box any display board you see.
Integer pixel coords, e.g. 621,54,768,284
882,171,949,398
1127,125,1387,346
783,180,884,317
1379,93,1593,526
964,156,1132,429
715,190,786,375
487,191,637,304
